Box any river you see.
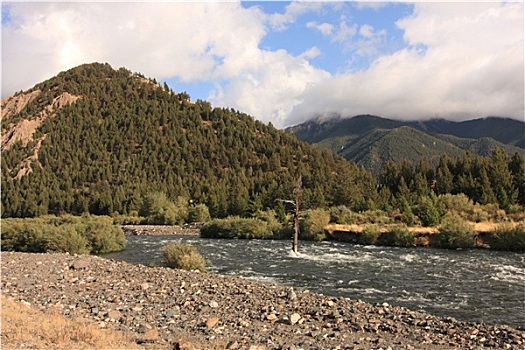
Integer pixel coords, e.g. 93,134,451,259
104,236,525,328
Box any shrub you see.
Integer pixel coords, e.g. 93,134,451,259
46,225,90,254
436,194,473,218
380,225,416,247
140,192,188,225
300,209,330,241
188,204,211,223
200,217,272,239
1,219,47,252
161,242,207,272
438,215,476,249
469,207,489,223
484,222,525,252
1,215,126,255
252,210,283,236
329,206,356,224
358,225,381,245
112,215,145,225
359,210,391,225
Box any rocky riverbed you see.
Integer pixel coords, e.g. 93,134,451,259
2,252,524,349
121,224,202,236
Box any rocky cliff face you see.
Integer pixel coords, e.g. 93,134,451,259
1,91,80,180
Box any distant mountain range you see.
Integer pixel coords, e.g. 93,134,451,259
286,114,525,175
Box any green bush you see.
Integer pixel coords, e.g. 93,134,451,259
329,206,356,224
1,219,48,252
300,209,330,241
380,225,416,247
252,210,283,236
200,217,272,239
436,194,474,219
438,215,476,249
161,242,207,272
1,215,126,254
46,225,90,254
484,222,525,252
188,204,211,223
358,225,381,245
360,210,391,225
112,215,145,225
140,192,188,225
469,207,489,223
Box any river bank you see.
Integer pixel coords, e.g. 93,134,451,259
2,252,524,349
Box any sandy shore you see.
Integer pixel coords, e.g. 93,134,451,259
2,252,524,349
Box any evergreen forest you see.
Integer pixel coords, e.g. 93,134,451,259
2,63,524,221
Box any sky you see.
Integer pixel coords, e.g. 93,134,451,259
1,1,524,128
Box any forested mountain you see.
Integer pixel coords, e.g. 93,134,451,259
286,115,525,174
2,63,524,219
1,63,377,218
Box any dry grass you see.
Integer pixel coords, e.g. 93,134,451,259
326,221,519,235
1,295,140,350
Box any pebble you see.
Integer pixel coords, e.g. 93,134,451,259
2,252,524,350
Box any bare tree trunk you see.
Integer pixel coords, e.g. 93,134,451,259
292,176,302,254
292,211,299,254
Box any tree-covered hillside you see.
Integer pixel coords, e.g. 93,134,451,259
1,63,376,218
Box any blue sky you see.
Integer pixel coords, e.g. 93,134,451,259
2,1,523,127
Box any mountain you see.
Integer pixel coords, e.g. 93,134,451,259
1,63,377,218
286,115,525,174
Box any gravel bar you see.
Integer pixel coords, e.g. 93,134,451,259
2,252,524,349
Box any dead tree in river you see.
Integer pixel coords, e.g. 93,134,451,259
279,176,302,254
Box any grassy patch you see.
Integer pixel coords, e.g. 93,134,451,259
1,295,139,350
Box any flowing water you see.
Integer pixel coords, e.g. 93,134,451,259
104,236,525,328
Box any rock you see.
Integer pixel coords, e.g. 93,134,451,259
209,301,219,308
287,288,297,301
174,339,200,350
206,316,220,328
70,260,89,270
107,310,121,319
166,309,177,318
138,322,153,333
266,314,278,322
140,282,150,290
141,328,158,342
238,318,251,327
289,313,301,325
226,340,240,349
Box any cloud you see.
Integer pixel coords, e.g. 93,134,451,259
2,2,267,95
287,2,524,125
210,49,330,127
2,1,523,129
267,1,324,31
306,21,334,36
300,47,322,60
332,21,359,43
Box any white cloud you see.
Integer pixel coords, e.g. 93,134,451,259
306,21,334,36
267,1,324,31
300,46,322,60
287,1,524,125
211,49,330,127
332,21,358,43
2,1,523,130
2,2,267,95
